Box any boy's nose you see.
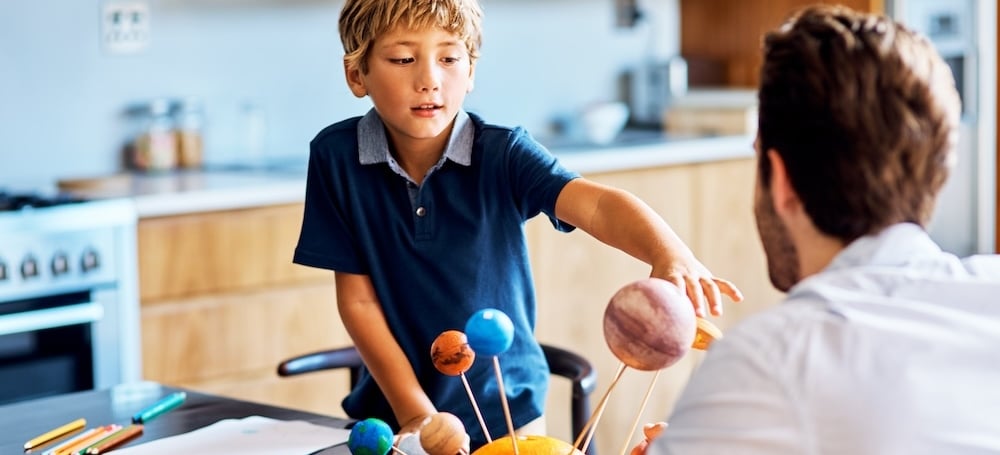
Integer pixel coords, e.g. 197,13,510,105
416,63,441,92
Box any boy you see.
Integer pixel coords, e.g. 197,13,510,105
294,0,741,448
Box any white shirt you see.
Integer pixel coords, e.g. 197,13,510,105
652,223,1000,455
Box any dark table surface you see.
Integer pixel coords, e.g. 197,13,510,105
3,382,353,454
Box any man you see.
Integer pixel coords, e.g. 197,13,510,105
637,4,1000,454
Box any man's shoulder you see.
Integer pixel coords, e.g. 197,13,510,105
961,253,1000,279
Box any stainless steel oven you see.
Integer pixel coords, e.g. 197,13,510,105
0,194,141,404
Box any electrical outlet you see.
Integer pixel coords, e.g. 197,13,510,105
101,1,150,54
615,0,642,28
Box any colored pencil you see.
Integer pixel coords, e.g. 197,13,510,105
41,427,101,455
24,418,86,450
84,424,143,454
51,425,119,455
131,391,186,424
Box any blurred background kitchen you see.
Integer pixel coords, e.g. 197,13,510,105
2,0,994,253
1,0,680,184
0,1,996,453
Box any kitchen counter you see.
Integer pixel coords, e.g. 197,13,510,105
68,133,754,218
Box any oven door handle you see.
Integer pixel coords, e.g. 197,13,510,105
0,302,105,336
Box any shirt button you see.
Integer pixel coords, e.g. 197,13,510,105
415,207,427,217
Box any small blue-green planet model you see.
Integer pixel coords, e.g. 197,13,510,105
464,308,515,356
348,418,394,455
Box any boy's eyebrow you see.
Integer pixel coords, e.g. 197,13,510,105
378,39,463,50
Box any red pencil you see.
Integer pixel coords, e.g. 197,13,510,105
84,424,143,454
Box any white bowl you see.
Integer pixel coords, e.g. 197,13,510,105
580,102,629,145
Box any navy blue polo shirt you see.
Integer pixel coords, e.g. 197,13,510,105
294,109,579,447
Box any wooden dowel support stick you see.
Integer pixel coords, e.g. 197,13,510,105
461,372,493,443
574,362,627,454
618,370,662,455
492,356,519,455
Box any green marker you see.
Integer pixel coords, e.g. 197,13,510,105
131,391,187,424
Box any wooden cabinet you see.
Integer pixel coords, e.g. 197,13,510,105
137,203,354,416
531,157,783,454
680,0,883,87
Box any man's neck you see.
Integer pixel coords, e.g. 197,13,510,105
793,225,846,281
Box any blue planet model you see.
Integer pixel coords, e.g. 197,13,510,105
464,308,515,356
347,418,394,455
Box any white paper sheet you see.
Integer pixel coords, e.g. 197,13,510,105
111,415,351,455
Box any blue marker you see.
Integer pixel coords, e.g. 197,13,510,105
132,391,187,424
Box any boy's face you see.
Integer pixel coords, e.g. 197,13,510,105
346,26,476,151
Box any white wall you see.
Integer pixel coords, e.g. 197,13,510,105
0,0,679,190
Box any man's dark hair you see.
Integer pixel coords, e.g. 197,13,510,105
757,4,962,243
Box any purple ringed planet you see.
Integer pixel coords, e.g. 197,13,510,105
603,278,697,371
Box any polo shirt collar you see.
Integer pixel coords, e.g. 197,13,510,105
357,108,473,167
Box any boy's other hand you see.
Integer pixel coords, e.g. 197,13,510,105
399,413,434,435
630,422,668,455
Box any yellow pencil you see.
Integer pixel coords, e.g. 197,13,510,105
23,418,86,450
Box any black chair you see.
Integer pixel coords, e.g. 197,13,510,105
277,343,598,455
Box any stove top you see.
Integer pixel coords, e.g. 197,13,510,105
0,191,86,212
0,195,138,303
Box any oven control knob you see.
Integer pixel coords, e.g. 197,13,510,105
81,248,100,273
51,252,70,276
21,255,39,279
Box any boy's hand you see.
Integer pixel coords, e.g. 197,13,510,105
630,422,668,455
653,255,743,318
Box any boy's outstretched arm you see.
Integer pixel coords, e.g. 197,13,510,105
335,271,437,432
553,178,743,317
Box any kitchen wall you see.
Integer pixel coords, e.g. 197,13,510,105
0,0,679,190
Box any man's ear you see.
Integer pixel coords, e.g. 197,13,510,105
344,60,368,98
766,149,801,215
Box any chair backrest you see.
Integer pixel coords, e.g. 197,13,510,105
277,343,598,455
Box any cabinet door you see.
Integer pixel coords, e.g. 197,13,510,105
680,0,883,87
137,203,328,301
141,278,351,414
692,158,785,331
139,203,349,415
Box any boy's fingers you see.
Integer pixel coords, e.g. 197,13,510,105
714,277,744,303
684,275,707,318
700,277,724,316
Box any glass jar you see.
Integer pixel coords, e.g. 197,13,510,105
173,98,204,169
134,98,178,171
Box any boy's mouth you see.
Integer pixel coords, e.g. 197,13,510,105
413,104,442,111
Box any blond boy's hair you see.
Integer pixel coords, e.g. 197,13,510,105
339,0,483,74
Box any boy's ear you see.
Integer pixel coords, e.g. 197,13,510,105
467,61,476,93
766,149,801,216
344,60,368,98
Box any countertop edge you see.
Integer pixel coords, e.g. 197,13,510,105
134,179,306,218
555,134,754,174
121,135,754,218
